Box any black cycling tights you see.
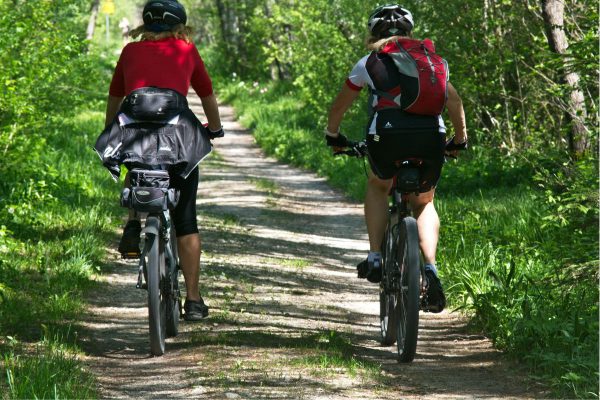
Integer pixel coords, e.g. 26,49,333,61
366,130,445,193
170,167,199,237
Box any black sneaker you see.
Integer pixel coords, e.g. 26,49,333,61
357,253,382,283
366,252,382,283
357,259,369,279
183,297,209,321
118,220,141,257
421,266,446,313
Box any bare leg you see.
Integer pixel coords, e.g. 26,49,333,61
408,189,439,265
364,171,393,252
177,233,202,301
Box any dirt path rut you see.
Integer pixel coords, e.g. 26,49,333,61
80,96,545,399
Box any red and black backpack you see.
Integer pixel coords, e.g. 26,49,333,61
368,38,449,116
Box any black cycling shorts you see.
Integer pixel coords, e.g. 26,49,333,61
170,167,199,237
366,130,445,192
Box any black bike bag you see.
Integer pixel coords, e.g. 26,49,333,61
120,169,180,212
395,167,420,194
121,87,188,121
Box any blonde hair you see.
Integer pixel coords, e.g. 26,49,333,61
366,34,412,52
129,24,194,43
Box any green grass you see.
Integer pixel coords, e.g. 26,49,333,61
250,177,280,195
262,256,312,270
1,331,97,399
191,329,381,379
0,107,119,399
0,22,127,394
217,79,599,398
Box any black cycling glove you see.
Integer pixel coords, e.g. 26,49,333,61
445,136,468,151
325,132,349,148
208,127,225,139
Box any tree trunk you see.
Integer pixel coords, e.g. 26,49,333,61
214,0,229,44
86,0,100,41
541,0,589,154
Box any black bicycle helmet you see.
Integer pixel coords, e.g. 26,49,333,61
368,4,414,38
143,0,187,32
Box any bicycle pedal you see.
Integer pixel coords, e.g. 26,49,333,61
121,252,140,260
136,282,148,290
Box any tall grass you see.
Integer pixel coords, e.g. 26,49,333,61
3,330,97,399
216,79,599,398
0,108,120,399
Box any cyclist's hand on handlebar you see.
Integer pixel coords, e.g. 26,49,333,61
208,127,225,139
445,135,468,159
324,131,349,153
203,122,225,140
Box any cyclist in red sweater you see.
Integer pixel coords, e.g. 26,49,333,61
104,0,222,321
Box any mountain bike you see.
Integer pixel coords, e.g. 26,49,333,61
337,137,466,362
337,141,424,363
120,168,182,356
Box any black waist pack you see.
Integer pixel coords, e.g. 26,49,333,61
121,87,188,121
120,169,180,212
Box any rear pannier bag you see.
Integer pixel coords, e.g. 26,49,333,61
120,169,179,212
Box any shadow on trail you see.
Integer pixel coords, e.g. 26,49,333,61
80,100,543,399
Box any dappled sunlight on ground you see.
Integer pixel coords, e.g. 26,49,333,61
79,97,546,399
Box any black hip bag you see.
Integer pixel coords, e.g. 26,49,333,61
121,87,188,121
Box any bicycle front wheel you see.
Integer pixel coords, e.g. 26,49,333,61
396,217,420,363
145,216,167,356
380,220,398,345
165,229,180,338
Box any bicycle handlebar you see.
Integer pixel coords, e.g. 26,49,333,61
334,140,368,158
333,136,467,159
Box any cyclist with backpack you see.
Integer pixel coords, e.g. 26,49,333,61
325,4,467,312
103,0,223,321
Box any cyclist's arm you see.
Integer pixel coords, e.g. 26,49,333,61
446,82,467,143
105,95,124,127
326,84,362,136
200,94,222,132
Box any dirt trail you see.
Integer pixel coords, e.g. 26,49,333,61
80,96,546,399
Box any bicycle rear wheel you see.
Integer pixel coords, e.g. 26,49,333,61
145,216,167,356
380,219,398,345
396,217,420,363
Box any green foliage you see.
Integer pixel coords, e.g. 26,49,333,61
2,331,97,399
0,1,127,397
195,0,597,153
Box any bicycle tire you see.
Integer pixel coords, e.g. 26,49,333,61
396,217,420,363
165,230,180,338
380,220,398,345
145,216,167,356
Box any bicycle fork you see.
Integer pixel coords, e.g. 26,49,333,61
160,211,181,308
